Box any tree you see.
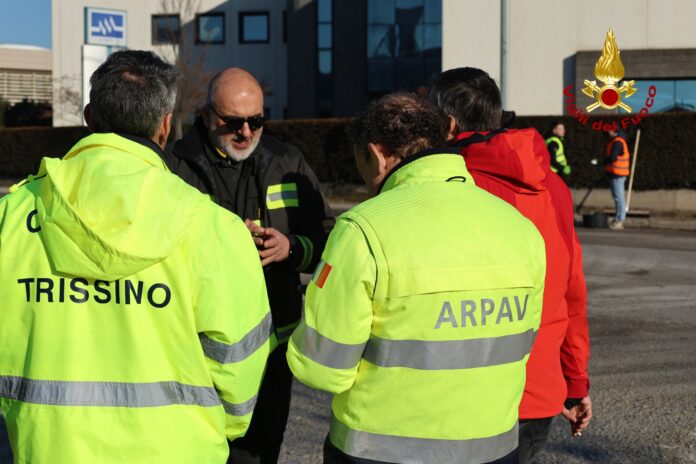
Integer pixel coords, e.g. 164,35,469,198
159,0,212,139
0,96,7,127
4,99,52,127
53,75,84,126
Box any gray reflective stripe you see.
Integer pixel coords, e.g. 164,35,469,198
363,329,537,370
292,323,365,370
331,414,517,464
221,394,257,416
0,376,220,408
266,191,298,202
200,312,273,364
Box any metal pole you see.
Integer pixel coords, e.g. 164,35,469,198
500,0,508,108
625,129,641,213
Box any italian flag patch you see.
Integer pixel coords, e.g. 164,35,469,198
312,260,333,289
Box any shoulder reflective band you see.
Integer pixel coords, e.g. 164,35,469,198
291,323,366,370
199,312,273,364
266,183,299,210
275,321,300,345
362,329,536,370
330,414,517,464
295,235,314,272
221,394,257,416
0,376,220,408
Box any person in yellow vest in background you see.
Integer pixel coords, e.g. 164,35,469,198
0,50,272,463
287,92,547,464
545,122,571,178
605,128,631,230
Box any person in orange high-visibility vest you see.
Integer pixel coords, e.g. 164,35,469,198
605,129,630,230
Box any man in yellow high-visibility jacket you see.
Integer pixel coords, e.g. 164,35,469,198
0,50,271,463
545,122,571,178
287,92,546,464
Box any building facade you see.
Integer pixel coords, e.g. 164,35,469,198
286,0,442,118
288,0,696,117
0,45,52,105
443,0,696,115
52,0,288,126
51,0,696,124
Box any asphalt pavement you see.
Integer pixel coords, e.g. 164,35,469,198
2,227,695,463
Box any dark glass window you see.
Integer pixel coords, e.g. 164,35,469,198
368,0,395,23
318,24,332,48
367,0,442,95
317,0,333,116
240,12,270,43
152,14,180,45
676,80,696,110
629,79,696,112
196,12,225,44
318,0,332,22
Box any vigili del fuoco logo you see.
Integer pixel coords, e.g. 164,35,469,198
563,29,657,131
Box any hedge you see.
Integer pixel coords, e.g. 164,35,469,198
508,113,696,190
1,113,695,190
0,126,89,179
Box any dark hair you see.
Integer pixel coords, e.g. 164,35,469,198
501,110,516,128
353,92,448,159
89,50,179,139
428,67,502,132
547,121,564,135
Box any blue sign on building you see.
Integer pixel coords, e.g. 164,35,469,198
85,8,127,46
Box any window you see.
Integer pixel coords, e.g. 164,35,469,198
367,0,442,95
240,12,270,43
152,14,180,45
317,0,333,116
629,79,696,112
196,12,225,44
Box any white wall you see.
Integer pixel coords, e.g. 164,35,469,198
442,0,501,83
442,0,696,116
52,0,287,126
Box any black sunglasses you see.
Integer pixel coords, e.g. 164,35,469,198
208,105,266,132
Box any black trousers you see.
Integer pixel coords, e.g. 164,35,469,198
323,436,519,464
517,417,554,464
227,344,294,464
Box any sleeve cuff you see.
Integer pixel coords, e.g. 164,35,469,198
289,235,314,272
566,378,590,398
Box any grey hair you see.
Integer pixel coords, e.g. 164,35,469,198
89,50,180,139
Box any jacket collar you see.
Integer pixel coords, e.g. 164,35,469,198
452,128,507,148
118,133,167,159
65,133,169,171
379,148,468,194
451,127,550,193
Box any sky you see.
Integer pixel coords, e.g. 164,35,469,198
0,0,52,48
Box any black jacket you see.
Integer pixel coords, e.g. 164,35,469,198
165,118,335,339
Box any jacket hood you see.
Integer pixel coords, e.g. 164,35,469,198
35,133,201,281
452,128,550,194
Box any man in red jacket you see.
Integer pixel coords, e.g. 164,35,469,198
430,67,592,463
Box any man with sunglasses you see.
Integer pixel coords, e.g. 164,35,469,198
166,67,334,464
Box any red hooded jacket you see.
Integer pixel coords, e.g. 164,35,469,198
453,128,590,419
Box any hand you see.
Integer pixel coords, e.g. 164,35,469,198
245,219,290,267
563,165,572,176
562,396,592,437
